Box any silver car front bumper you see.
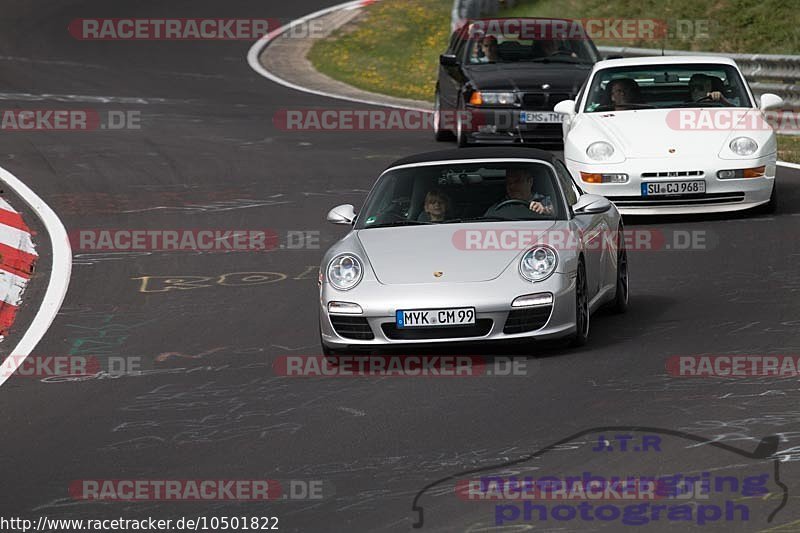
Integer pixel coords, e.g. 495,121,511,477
319,272,577,349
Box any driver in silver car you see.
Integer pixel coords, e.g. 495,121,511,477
484,168,554,217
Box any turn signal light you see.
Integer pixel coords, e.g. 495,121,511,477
717,166,766,179
469,92,483,106
580,172,628,184
743,166,766,178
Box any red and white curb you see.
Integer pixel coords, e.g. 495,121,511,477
0,165,71,388
0,197,38,336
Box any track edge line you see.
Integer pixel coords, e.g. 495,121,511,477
0,165,71,388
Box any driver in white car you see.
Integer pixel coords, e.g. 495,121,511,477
485,168,553,217
688,73,733,105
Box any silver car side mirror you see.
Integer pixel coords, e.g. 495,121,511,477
573,194,612,215
327,204,357,225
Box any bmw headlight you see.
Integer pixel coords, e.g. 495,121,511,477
729,137,758,156
520,246,558,282
469,91,516,106
327,254,363,291
586,141,615,161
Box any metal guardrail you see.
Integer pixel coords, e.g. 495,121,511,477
450,1,800,108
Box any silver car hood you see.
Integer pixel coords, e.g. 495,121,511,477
356,221,560,285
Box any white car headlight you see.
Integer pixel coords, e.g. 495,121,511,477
729,137,758,156
586,141,615,161
327,254,363,291
520,246,558,282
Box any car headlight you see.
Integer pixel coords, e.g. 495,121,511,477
469,91,516,106
327,254,363,291
586,141,615,161
729,137,758,156
520,246,558,282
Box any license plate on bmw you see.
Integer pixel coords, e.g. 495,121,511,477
396,307,476,328
519,111,563,124
642,180,706,196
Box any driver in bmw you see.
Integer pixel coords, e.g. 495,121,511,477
485,168,553,217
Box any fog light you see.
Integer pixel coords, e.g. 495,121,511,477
717,170,736,179
512,293,554,308
580,172,629,184
328,302,363,315
717,166,766,179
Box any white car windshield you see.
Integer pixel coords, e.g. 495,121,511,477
355,162,566,230
583,64,752,112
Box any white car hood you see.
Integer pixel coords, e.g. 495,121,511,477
357,221,559,285
584,109,746,159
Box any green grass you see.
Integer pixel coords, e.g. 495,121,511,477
307,0,452,102
308,0,800,163
502,0,800,53
778,135,800,164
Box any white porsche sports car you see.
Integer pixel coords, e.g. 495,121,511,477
554,56,784,214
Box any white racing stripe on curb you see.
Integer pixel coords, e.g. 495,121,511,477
0,270,29,307
0,165,71,388
0,223,36,254
247,0,430,113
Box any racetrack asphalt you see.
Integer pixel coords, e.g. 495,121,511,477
1,1,800,531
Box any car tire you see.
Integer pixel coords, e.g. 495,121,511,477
434,89,455,142
456,100,470,147
610,226,629,314
569,259,590,347
755,180,778,215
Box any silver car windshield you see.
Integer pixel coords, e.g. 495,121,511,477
355,162,566,230
583,64,752,112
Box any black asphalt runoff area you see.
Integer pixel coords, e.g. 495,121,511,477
0,1,799,531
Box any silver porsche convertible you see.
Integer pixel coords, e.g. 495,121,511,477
319,147,628,354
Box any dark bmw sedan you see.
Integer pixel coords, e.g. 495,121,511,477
435,18,600,146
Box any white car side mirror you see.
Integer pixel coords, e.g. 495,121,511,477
554,99,577,116
573,194,612,215
759,93,783,111
327,204,357,225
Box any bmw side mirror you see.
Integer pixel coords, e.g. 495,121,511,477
440,54,459,67
759,93,783,111
573,194,612,215
327,204,357,225
553,99,576,117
